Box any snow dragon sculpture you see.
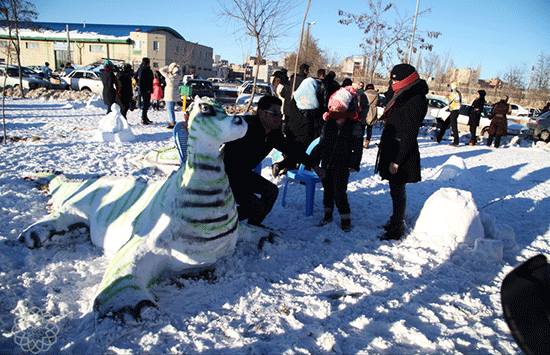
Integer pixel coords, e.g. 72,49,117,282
19,97,274,319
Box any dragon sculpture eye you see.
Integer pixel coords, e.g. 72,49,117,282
199,103,214,116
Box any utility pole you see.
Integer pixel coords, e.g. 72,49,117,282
66,25,71,64
407,0,420,64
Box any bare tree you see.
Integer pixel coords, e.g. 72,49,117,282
503,64,526,90
217,0,297,110
422,51,439,78
0,0,38,99
530,51,550,90
338,0,440,82
283,31,328,76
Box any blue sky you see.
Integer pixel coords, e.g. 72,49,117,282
33,0,549,80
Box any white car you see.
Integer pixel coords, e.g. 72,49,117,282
509,104,529,117
60,69,103,94
235,82,273,106
0,65,51,90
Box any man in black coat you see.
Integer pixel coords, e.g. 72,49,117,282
134,57,154,125
375,63,428,240
223,95,323,227
100,60,119,114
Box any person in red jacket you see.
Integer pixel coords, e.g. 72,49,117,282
151,77,163,111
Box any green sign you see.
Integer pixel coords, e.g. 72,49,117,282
179,85,192,96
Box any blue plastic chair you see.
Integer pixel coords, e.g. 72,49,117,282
281,137,321,217
173,121,188,166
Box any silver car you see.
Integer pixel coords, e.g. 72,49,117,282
0,65,51,90
527,110,550,142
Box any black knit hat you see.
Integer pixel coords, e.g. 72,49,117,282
390,63,416,81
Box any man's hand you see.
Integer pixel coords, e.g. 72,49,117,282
389,162,399,174
313,166,325,179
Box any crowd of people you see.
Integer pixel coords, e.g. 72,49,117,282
93,58,517,240
219,62,429,240
93,57,182,128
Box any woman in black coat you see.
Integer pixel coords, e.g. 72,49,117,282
116,64,134,119
467,90,486,145
375,64,428,240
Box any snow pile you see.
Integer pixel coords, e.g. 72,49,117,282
411,187,485,249
85,94,107,110
91,104,135,142
430,155,474,181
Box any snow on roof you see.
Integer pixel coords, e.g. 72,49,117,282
0,21,185,41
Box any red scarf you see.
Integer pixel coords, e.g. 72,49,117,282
392,71,420,93
379,71,420,123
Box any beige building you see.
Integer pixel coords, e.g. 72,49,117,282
0,22,213,77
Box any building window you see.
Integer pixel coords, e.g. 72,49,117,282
89,45,104,52
26,42,39,49
153,41,159,51
133,40,142,50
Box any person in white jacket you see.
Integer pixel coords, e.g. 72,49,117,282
160,63,183,129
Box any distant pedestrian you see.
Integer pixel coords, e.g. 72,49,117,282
64,63,74,76
117,63,134,119
100,60,120,114
436,82,462,146
487,95,510,148
41,62,52,81
363,83,379,149
135,57,154,125
467,90,486,145
151,78,163,111
159,62,183,129
375,63,428,241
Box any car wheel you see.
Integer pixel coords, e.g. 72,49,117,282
81,87,91,92
540,130,550,143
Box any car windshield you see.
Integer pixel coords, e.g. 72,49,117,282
188,81,213,92
243,85,271,95
5,68,31,77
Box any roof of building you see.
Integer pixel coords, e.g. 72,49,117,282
11,21,185,41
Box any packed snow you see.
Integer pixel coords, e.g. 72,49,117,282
1,94,550,354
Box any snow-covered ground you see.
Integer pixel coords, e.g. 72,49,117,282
1,95,549,354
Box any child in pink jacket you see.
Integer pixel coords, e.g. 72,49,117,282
151,78,163,110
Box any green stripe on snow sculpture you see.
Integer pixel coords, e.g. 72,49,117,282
19,97,275,320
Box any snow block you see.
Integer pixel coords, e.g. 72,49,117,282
431,155,475,182
412,187,484,248
474,238,503,261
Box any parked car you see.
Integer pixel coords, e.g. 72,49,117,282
59,69,102,94
509,104,529,117
0,65,51,90
178,78,216,107
426,96,450,121
235,82,273,106
527,110,550,142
